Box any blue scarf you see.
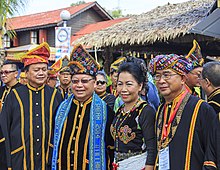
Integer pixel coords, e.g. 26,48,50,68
51,93,107,170
89,93,107,170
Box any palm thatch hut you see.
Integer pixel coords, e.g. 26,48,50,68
73,0,220,73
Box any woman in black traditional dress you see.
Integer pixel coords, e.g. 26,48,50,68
110,57,156,170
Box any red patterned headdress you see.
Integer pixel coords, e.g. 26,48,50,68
21,42,50,67
51,55,70,73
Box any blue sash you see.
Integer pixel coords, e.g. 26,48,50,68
89,93,107,170
51,93,107,170
51,94,74,170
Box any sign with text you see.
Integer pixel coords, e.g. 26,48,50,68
55,27,71,61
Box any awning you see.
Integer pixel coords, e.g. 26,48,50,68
5,44,56,61
190,8,220,39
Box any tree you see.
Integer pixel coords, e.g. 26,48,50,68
70,1,86,7
111,9,123,18
0,0,28,51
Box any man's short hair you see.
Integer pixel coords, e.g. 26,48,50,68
202,61,220,87
2,60,19,71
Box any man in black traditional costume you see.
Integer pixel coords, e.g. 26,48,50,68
149,54,216,170
0,42,62,170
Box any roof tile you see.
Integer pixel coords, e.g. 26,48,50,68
72,18,128,42
7,2,94,30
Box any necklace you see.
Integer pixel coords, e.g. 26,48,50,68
157,92,190,150
113,97,142,162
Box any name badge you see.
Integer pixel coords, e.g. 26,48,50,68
159,146,170,170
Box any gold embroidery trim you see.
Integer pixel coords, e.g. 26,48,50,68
82,123,90,170
208,101,220,107
46,89,57,163
29,90,34,170
157,93,191,150
73,99,91,169
13,89,27,170
41,89,45,170
0,137,5,143
208,88,220,100
68,104,80,170
184,100,203,170
203,161,217,169
58,119,68,170
27,83,45,91
11,146,24,155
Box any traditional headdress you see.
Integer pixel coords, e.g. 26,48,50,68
19,72,26,78
185,40,204,68
149,54,192,75
48,69,57,79
51,55,70,73
110,57,126,73
21,42,50,67
68,44,100,77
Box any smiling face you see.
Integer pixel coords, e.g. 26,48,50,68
155,69,185,102
26,63,48,88
71,74,95,102
117,71,142,105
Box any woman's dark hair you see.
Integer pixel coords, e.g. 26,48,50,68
117,57,147,90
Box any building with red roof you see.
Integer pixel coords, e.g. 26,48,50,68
5,1,114,49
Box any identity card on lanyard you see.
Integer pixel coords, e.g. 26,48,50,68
159,146,170,170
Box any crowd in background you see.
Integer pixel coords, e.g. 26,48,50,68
0,40,219,170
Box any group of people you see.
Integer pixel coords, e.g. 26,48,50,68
0,40,219,170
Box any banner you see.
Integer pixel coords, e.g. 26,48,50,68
55,27,71,61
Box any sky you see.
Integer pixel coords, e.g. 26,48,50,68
20,0,189,16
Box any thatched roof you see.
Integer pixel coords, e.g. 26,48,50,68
73,0,215,48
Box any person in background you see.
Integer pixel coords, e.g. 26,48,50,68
111,57,156,170
47,69,57,88
0,60,22,169
19,71,28,85
49,44,114,170
199,61,220,113
95,70,116,110
107,57,126,97
0,42,62,170
149,54,216,170
200,61,220,170
0,60,22,111
140,71,160,111
185,40,205,99
55,56,72,99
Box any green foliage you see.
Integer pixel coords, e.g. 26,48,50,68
0,0,28,48
70,1,86,7
111,9,123,18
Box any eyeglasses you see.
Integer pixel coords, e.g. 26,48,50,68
154,73,178,81
71,78,94,84
96,80,106,85
0,70,16,75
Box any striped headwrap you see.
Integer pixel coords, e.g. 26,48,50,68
149,54,192,75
